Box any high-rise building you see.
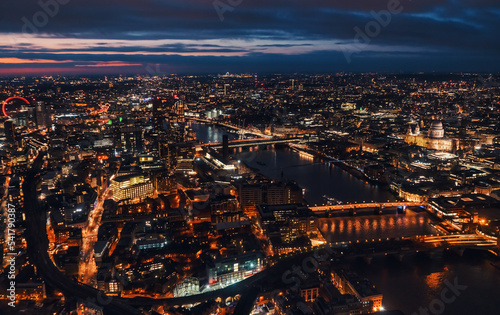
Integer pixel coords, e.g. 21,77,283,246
152,97,163,131
170,100,185,124
35,101,51,129
4,121,16,143
119,126,144,153
174,143,195,172
13,106,35,128
239,184,263,213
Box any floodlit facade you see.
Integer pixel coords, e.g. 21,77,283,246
111,174,154,201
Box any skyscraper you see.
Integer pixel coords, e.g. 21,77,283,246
170,100,185,124
119,126,144,153
152,97,163,131
4,120,16,143
35,101,51,129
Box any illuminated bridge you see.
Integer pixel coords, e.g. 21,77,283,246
188,117,269,138
310,202,426,213
206,137,306,149
418,234,498,247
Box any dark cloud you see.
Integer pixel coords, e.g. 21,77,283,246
0,0,498,74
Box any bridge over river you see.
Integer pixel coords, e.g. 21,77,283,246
24,155,498,312
202,137,305,149
310,202,426,213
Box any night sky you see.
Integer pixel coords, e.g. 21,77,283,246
1,0,499,75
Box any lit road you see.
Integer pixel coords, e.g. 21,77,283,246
1,175,10,268
23,153,143,315
80,186,113,285
27,154,493,312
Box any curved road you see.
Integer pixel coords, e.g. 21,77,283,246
23,153,272,312
23,154,143,315
23,153,336,313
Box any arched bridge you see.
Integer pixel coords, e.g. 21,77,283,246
200,137,306,149
418,234,497,247
310,202,426,213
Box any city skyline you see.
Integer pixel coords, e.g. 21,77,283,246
1,0,500,75
1,71,500,314
1,1,500,314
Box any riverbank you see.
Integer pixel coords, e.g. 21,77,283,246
287,142,388,186
331,160,370,181
192,122,500,314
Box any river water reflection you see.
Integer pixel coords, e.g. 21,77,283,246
190,121,395,205
192,122,500,315
319,212,436,243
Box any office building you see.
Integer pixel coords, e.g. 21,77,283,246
111,173,154,201
4,120,16,143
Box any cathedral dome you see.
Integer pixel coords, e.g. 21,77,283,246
428,120,444,138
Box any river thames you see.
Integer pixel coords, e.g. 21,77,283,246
192,122,500,315
190,121,395,205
